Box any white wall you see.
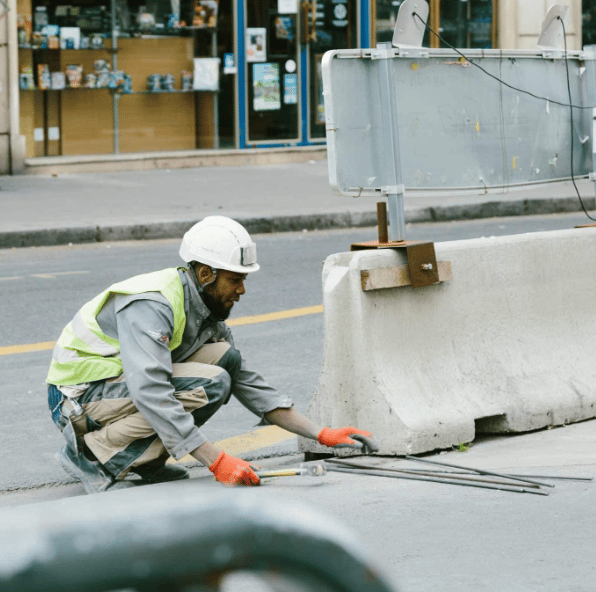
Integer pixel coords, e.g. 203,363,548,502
499,0,582,50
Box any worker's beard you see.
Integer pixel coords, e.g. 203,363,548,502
201,289,232,321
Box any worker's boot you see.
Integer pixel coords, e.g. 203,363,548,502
130,460,189,484
56,445,135,494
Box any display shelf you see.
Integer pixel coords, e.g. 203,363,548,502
19,0,220,156
19,46,111,50
20,88,218,93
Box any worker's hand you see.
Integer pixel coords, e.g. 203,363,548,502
317,426,378,452
209,451,260,486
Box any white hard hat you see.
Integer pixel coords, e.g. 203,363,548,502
179,216,260,274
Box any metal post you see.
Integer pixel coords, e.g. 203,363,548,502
387,192,405,241
375,42,406,241
377,202,388,243
111,0,119,154
211,28,219,149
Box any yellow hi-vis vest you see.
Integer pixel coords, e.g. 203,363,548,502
47,268,187,386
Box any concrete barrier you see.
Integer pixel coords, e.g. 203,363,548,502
299,227,596,456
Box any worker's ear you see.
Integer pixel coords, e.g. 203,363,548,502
196,264,216,286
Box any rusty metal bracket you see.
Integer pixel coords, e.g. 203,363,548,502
352,202,451,290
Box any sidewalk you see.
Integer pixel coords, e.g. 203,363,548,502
1,159,595,248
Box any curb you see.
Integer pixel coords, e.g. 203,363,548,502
1,195,594,249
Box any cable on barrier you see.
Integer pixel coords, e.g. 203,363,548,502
413,11,596,222
559,16,596,221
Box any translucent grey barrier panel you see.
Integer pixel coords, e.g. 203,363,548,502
322,47,595,196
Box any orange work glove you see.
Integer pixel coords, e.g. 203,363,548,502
318,426,375,449
209,451,260,486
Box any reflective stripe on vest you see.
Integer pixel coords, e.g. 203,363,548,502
47,268,186,386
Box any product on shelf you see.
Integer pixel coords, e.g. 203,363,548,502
51,72,66,90
84,73,97,88
17,14,33,47
109,71,132,93
161,74,176,91
90,34,104,49
37,64,51,90
193,0,218,27
33,6,48,30
19,66,35,90
65,64,83,88
181,71,193,91
147,74,161,92
93,59,109,88
138,11,156,31
31,32,44,49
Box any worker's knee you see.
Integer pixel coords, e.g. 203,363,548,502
217,346,241,381
189,370,232,426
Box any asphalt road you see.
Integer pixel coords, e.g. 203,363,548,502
0,211,591,492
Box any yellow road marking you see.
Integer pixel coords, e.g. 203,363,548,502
0,341,56,356
0,304,324,357
30,271,90,279
173,425,296,464
227,304,323,327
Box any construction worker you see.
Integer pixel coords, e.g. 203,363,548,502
47,216,375,493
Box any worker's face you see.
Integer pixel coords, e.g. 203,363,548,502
201,269,247,320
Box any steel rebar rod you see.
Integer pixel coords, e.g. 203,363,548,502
325,459,541,489
326,466,549,495
382,468,592,481
353,465,592,482
405,455,555,488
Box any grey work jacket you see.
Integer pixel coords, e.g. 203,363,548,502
83,268,292,460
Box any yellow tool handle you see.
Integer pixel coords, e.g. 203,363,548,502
256,468,301,478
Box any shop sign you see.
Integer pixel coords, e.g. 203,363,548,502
253,63,281,111
223,53,237,74
331,0,348,28
246,28,267,62
283,73,298,104
278,0,298,14
193,58,220,91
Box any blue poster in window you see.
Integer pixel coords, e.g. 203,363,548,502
253,63,281,111
284,73,297,105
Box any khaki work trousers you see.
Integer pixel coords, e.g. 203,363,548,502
63,343,234,479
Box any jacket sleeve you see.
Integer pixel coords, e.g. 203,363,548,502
216,323,294,418
115,297,208,460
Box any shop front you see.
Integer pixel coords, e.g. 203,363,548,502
15,0,365,159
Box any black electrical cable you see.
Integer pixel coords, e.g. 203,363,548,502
412,11,592,110
413,11,596,222
559,16,596,221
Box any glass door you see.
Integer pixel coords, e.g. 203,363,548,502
306,0,357,140
246,0,300,143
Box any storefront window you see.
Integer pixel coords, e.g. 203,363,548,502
375,0,494,49
308,0,357,140
17,0,234,157
584,4,596,48
245,0,299,143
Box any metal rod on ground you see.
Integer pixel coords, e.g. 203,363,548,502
405,455,555,488
348,465,592,482
504,474,593,482
325,459,541,489
326,466,549,496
